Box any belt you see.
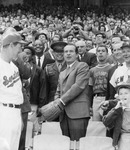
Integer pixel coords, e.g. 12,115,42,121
94,93,106,97
2,103,21,109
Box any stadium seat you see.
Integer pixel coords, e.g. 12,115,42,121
25,121,33,149
79,136,114,150
86,121,106,137
41,121,62,135
33,134,70,150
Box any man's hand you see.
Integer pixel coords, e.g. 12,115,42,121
114,100,126,109
100,101,109,111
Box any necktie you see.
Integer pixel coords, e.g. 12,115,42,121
79,54,83,61
38,57,41,67
58,63,62,71
65,66,70,76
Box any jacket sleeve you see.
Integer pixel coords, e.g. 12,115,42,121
90,53,97,69
61,63,89,105
54,79,61,100
103,107,122,129
14,55,31,79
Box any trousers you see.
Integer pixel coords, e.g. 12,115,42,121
92,96,105,121
0,105,22,150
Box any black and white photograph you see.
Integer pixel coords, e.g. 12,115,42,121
0,0,130,150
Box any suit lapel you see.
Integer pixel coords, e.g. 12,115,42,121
63,61,78,81
52,63,59,72
30,64,36,86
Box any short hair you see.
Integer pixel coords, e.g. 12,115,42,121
96,44,108,53
64,43,78,54
35,32,48,40
96,32,106,39
98,25,106,32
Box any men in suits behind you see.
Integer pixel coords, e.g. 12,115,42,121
45,41,67,104
55,43,90,143
75,40,97,69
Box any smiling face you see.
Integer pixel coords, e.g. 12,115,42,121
112,44,123,60
122,47,130,63
118,88,130,107
54,52,64,62
113,48,123,60
34,40,44,54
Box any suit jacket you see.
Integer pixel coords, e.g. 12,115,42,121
42,50,55,69
55,61,90,119
78,52,97,69
46,62,66,104
29,64,46,108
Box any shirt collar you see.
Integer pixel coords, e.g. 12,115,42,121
67,61,76,68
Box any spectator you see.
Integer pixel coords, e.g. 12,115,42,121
75,40,97,69
45,41,67,104
55,43,90,144
88,44,111,121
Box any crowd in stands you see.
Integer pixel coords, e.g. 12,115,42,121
1,2,130,150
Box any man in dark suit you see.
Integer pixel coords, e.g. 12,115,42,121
75,40,97,69
33,39,45,68
55,43,90,146
23,46,46,108
45,41,67,104
23,46,46,134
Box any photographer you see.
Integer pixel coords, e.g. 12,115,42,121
62,22,89,40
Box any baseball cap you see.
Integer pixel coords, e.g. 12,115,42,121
51,41,67,52
116,82,130,93
2,31,27,47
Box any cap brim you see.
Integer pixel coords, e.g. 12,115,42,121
51,41,67,50
116,83,130,92
18,40,28,44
